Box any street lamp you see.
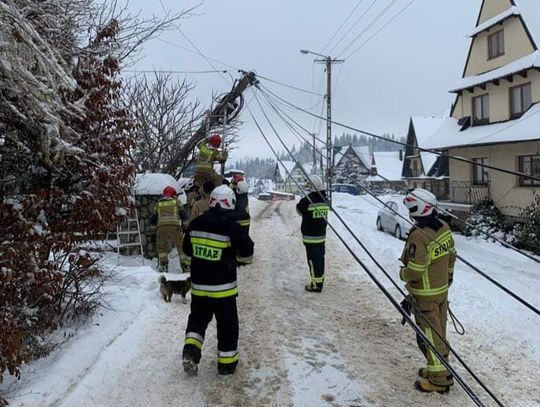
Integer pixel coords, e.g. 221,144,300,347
300,49,344,203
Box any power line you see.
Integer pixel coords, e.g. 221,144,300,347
320,0,365,54
258,84,540,183
344,0,417,60
248,95,491,407
254,74,325,97
337,0,400,58
123,69,228,75
327,0,378,55
257,87,540,316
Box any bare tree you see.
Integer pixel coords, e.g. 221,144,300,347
124,72,204,174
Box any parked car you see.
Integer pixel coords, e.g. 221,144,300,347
376,197,411,240
332,183,359,195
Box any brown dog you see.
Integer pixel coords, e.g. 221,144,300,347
159,275,191,304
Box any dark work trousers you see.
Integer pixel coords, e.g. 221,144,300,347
305,243,325,289
183,295,239,370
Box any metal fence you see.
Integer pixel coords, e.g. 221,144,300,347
450,181,490,205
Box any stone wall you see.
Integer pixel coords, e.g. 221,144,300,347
135,194,160,260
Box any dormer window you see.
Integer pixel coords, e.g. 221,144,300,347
472,94,490,125
488,30,505,60
510,83,532,119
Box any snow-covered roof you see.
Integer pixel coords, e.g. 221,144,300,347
134,173,183,196
451,51,540,92
470,6,520,37
411,116,446,174
277,160,296,179
370,151,403,182
515,0,540,46
424,102,540,149
352,146,371,168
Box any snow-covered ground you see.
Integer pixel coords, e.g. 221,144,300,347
2,194,539,406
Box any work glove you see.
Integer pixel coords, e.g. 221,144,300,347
400,295,413,326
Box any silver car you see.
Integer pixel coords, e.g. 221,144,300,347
376,197,412,240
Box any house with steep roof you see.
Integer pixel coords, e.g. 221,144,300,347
274,161,314,193
426,0,540,218
333,145,372,187
366,150,407,192
401,117,449,199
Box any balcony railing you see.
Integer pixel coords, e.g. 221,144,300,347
449,181,490,205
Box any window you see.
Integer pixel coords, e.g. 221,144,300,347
488,30,505,59
472,94,490,125
510,83,532,118
472,157,490,185
518,155,540,186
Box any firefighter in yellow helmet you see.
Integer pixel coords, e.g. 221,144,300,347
399,188,456,393
155,186,189,273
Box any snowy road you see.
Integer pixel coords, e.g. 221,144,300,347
4,196,540,406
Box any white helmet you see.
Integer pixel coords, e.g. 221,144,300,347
235,180,249,194
403,188,437,217
307,174,325,191
209,185,236,210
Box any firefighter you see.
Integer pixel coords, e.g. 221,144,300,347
231,174,251,235
182,185,254,376
194,133,227,188
155,186,189,273
296,174,330,293
399,188,456,393
188,181,215,225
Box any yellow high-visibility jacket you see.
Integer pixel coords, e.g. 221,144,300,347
156,198,183,227
195,139,228,173
400,221,456,297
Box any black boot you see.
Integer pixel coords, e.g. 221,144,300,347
218,364,236,375
183,353,198,376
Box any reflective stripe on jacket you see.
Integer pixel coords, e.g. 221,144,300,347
296,191,330,245
183,210,254,298
195,139,227,173
156,198,182,227
400,221,456,297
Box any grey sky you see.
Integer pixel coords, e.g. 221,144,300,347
128,0,479,162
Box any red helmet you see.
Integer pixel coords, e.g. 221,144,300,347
163,186,176,198
232,174,244,184
208,133,222,148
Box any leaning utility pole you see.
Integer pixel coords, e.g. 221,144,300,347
174,71,258,178
301,50,343,203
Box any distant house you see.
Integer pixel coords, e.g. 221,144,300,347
401,117,449,199
366,150,406,192
425,0,540,219
274,161,314,193
333,145,371,187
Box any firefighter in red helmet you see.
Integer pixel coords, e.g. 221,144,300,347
155,185,189,273
194,133,227,188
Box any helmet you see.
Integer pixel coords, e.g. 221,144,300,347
163,186,177,198
209,185,236,210
307,174,325,191
232,174,244,184
403,188,437,217
235,180,249,194
208,133,222,148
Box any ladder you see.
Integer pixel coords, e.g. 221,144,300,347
116,206,145,266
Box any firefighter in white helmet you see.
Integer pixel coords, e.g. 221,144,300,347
296,174,330,292
400,188,456,393
182,185,254,376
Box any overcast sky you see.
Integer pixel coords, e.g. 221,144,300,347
127,0,479,162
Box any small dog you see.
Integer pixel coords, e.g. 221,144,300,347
159,275,191,304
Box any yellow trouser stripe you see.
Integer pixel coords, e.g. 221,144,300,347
218,354,239,364
424,327,446,372
236,255,253,264
185,338,203,349
237,219,251,226
191,287,238,298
